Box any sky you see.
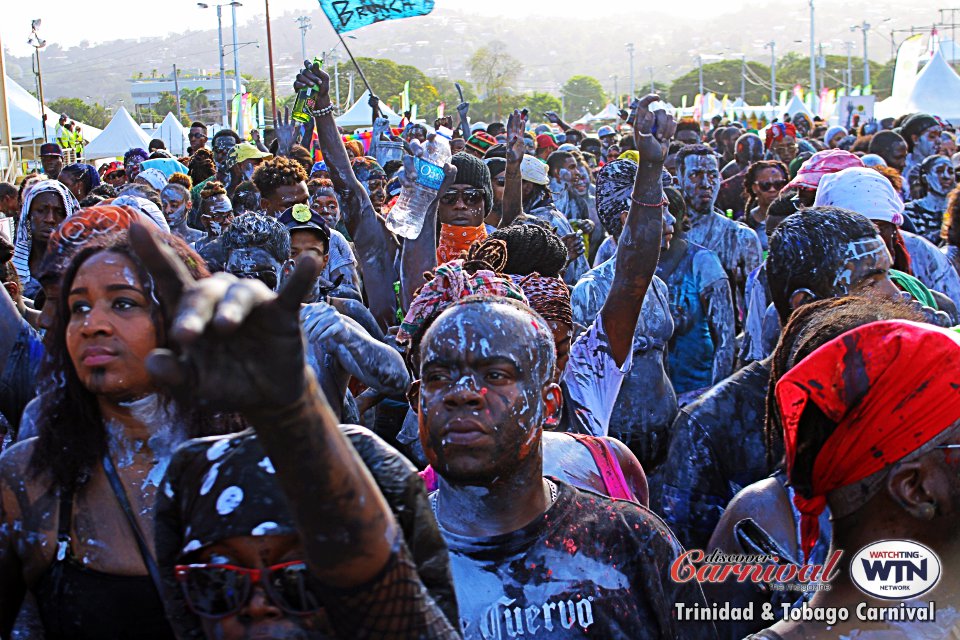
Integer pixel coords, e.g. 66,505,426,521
2,0,747,57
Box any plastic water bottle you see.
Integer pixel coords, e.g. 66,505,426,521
386,126,452,239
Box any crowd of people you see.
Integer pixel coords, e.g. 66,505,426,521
0,58,959,639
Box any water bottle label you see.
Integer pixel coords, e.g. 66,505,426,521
414,157,445,190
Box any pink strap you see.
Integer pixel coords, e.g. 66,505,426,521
568,433,639,503
419,466,439,493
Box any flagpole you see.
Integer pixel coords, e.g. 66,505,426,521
335,30,372,96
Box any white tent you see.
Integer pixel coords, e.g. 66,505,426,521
902,49,960,123
783,94,813,119
150,112,188,156
587,103,621,121
82,106,152,159
6,75,102,143
335,91,402,129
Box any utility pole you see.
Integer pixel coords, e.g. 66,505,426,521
809,0,817,113
698,54,704,124
843,40,854,92
231,3,242,97
295,16,312,62
765,41,776,105
198,3,230,127
626,42,635,99
265,0,277,122
28,20,48,141
173,64,182,120
647,66,654,94
818,43,825,93
610,75,618,107
852,21,871,88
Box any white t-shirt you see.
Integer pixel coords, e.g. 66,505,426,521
560,314,633,437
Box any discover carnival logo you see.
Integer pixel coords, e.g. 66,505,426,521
850,540,942,600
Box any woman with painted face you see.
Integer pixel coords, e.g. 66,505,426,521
193,181,234,273
161,178,206,245
11,180,80,301
904,154,957,244
741,160,789,253
124,148,149,183
0,222,230,639
351,157,388,215
655,186,736,400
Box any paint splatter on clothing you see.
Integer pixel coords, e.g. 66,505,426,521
0,317,43,445
902,231,960,307
441,480,715,639
560,315,633,437
740,263,772,364
943,244,960,280
657,242,735,395
685,211,762,328
526,205,591,286
651,359,772,551
571,256,677,469
903,201,945,246
716,171,747,220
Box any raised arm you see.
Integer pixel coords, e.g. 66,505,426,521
600,96,677,367
499,109,526,229
130,225,396,589
455,86,470,137
295,61,400,329
544,110,573,133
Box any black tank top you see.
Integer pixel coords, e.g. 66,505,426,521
31,486,175,640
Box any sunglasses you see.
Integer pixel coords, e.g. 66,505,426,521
757,180,786,192
175,561,322,618
440,188,485,206
189,132,207,139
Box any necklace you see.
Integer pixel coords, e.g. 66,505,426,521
430,478,558,526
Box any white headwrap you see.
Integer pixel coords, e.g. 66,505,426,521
814,167,904,226
112,195,171,233
12,180,81,283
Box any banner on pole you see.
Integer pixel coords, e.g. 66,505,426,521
318,0,435,34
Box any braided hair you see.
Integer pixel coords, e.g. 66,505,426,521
742,160,788,215
477,224,568,278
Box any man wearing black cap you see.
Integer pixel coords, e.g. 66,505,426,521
901,113,942,198
38,143,63,179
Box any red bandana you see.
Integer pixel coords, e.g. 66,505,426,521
776,320,960,559
437,223,487,265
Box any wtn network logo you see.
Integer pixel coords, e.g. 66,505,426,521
850,540,941,600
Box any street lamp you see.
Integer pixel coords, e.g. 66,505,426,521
295,16,312,62
28,19,49,141
198,1,242,127
851,21,871,88
764,41,777,106
626,43,635,99
809,0,817,113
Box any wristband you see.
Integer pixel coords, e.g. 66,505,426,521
631,194,668,208
311,103,336,118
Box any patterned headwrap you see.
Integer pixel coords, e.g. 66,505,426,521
352,157,387,186
765,122,797,150
136,168,169,191
776,320,960,560
63,163,102,191
595,159,638,239
509,273,572,328
112,195,171,233
12,180,81,283
466,131,497,155
397,259,527,346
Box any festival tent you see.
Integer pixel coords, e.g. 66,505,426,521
7,75,102,143
335,91,403,129
82,106,152,159
783,94,813,119
900,49,960,123
150,112,188,156
587,103,622,122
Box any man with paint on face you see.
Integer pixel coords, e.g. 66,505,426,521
123,148,149,183
187,121,208,155
436,153,493,264
547,150,603,251
252,156,310,217
227,143,272,193
596,125,619,156
38,143,63,180
905,154,957,244
716,133,765,217
678,144,762,327
674,118,701,146
900,114,943,194
288,193,362,302
193,181,234,272
161,180,205,245
352,157,388,215
190,129,242,208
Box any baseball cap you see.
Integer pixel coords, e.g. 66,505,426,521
234,142,273,164
40,143,62,157
536,134,558,151
278,203,331,238
597,126,617,138
520,155,549,185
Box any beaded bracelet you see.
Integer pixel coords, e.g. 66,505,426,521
631,194,668,208
311,103,336,118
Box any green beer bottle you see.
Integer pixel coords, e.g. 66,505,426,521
292,57,324,124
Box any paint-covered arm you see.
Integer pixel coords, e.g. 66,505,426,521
302,303,410,396
296,62,399,329
0,285,23,374
499,110,526,229
0,450,28,638
543,110,573,132
601,96,676,367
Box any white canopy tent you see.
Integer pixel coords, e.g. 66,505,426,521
901,49,960,123
335,91,403,129
150,112,188,156
7,75,102,143
82,106,152,159
783,94,814,119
